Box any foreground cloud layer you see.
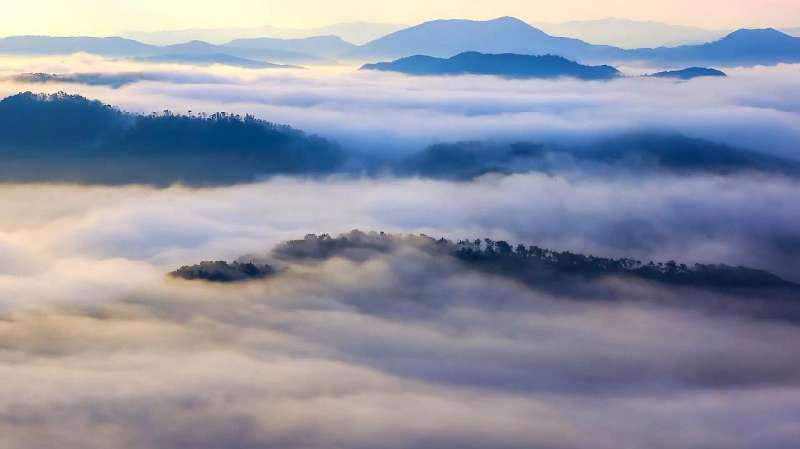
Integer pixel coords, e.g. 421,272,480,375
0,173,798,448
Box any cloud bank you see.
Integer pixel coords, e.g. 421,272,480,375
1,195,799,448
1,56,799,159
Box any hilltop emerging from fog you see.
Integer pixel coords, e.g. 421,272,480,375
361,52,621,80
0,92,344,185
175,231,800,307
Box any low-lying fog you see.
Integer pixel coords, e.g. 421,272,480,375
1,176,800,449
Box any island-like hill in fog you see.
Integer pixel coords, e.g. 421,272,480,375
361,52,621,80
173,231,800,310
647,67,727,80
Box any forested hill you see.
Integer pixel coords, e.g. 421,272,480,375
274,232,799,292
178,231,799,298
403,136,800,180
3,92,799,185
0,92,345,185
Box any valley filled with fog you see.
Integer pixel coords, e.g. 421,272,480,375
1,54,799,449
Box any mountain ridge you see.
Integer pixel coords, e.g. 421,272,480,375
0,35,332,65
348,18,800,67
535,18,725,48
4,19,800,67
123,22,405,45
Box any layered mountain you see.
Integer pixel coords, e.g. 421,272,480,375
223,35,356,59
124,22,404,46
348,18,800,67
0,36,330,65
361,52,621,80
626,28,800,66
134,53,297,69
535,18,724,48
0,36,154,56
5,19,800,68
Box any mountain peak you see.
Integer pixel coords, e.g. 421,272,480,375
722,28,792,41
488,16,529,25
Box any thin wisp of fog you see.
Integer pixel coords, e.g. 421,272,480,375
1,13,800,449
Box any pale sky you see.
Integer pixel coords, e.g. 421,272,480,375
1,0,798,36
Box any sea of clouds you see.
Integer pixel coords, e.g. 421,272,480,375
0,55,799,448
0,175,799,448
1,54,800,157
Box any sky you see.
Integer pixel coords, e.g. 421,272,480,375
0,0,798,37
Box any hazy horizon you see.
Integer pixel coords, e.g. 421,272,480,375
1,0,798,39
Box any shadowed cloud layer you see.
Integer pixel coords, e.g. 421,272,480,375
1,220,800,448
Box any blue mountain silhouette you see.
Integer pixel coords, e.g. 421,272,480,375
361,52,621,80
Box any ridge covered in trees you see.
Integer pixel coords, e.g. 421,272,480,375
0,92,345,185
404,135,800,179
2,92,799,185
170,261,276,283
182,231,799,294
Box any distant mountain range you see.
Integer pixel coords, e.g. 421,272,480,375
346,17,800,67
124,22,405,46
135,53,298,69
0,36,332,65
3,17,800,69
0,36,154,56
361,52,621,80
223,36,356,58
534,18,725,48
624,28,800,66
